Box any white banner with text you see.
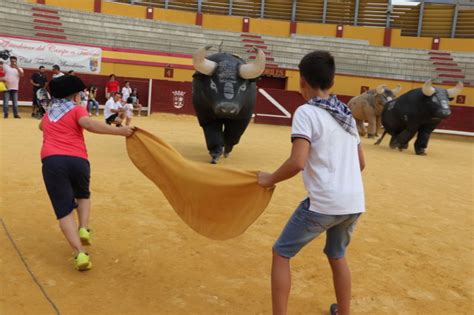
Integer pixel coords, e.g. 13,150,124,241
0,36,101,73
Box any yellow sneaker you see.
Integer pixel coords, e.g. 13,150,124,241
79,227,91,245
74,252,92,271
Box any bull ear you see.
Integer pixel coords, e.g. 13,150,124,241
447,81,463,98
422,80,435,97
192,46,217,76
376,84,386,94
239,48,266,79
392,84,401,95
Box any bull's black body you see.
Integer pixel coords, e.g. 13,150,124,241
379,88,452,155
192,53,257,163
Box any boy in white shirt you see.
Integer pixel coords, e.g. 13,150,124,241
104,92,125,127
258,51,365,315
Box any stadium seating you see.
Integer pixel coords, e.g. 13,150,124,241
0,0,472,85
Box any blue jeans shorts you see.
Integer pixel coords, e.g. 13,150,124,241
273,198,362,259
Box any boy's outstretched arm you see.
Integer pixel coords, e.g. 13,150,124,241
258,138,310,188
78,116,134,137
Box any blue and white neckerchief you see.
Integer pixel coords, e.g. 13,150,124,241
307,95,358,137
47,98,75,122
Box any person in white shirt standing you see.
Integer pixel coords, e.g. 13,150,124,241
121,81,132,103
52,65,64,79
258,51,365,315
1,56,24,118
104,92,125,127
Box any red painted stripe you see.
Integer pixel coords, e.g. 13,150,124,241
33,19,62,26
428,51,450,56
34,25,64,33
242,39,265,44
249,55,274,61
32,7,58,14
442,81,471,86
438,73,465,78
433,62,458,66
240,34,262,39
430,56,453,61
102,57,194,70
244,44,268,49
35,33,67,40
435,68,462,72
32,13,60,20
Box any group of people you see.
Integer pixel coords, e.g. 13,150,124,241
102,75,143,127
0,56,143,123
39,50,364,315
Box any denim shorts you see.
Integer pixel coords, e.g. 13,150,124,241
273,198,362,259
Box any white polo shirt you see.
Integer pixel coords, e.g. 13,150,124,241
104,98,121,119
292,104,365,215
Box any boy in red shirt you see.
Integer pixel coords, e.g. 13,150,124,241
40,75,134,271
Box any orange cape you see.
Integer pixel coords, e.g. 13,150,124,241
126,128,274,240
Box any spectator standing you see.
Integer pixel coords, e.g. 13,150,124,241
105,74,119,99
87,85,100,116
121,81,132,103
1,56,24,119
52,65,64,79
30,65,48,118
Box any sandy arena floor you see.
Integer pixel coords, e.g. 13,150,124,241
1,111,473,315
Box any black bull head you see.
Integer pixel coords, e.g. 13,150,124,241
192,46,266,163
375,80,463,155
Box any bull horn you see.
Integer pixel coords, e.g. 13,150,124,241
192,46,217,76
447,81,464,98
239,48,266,79
392,84,402,95
422,80,435,97
376,84,386,94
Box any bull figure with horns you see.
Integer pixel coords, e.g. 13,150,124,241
348,84,402,138
375,80,463,155
192,46,266,163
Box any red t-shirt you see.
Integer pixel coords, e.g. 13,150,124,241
41,106,89,160
106,80,119,93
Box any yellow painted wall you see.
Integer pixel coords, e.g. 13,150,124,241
101,2,145,19
202,13,241,33
297,23,336,37
103,52,192,67
439,38,474,52
250,18,290,37
153,8,195,26
100,62,194,82
391,29,433,50
45,0,94,12
344,25,385,46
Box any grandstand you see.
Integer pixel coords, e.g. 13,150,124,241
1,0,473,84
